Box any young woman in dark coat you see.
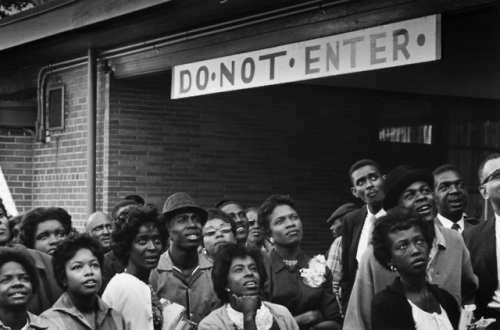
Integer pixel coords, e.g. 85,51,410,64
371,208,460,330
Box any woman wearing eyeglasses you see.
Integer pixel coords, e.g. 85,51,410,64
202,209,237,260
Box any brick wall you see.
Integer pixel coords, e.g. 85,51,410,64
108,75,385,254
30,64,108,229
0,129,34,216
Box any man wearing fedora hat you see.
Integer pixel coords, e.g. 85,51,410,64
150,192,220,325
343,166,477,330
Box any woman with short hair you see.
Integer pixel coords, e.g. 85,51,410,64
371,208,459,330
259,195,341,330
41,233,125,329
199,243,298,330
0,247,59,330
202,208,237,259
102,206,167,330
20,207,72,255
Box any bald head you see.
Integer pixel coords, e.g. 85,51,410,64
86,211,114,252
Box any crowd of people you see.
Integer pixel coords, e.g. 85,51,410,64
0,153,499,330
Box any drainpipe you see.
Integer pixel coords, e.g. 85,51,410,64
86,48,97,216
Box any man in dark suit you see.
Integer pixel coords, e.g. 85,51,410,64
463,153,500,327
433,164,479,233
340,159,385,310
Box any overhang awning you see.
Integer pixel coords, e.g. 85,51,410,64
0,0,172,51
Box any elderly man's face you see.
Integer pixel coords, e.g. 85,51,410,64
87,213,114,252
434,171,468,221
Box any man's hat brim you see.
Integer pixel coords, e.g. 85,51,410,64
162,206,208,225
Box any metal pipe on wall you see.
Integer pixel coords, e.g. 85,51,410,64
86,48,97,216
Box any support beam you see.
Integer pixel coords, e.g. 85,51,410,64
86,48,97,216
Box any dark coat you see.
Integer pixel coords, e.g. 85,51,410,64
372,277,460,330
463,217,497,319
340,206,367,309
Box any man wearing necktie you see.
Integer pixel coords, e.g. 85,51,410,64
342,166,478,330
433,164,479,233
463,154,500,328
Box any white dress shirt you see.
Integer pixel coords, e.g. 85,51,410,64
437,213,465,233
356,206,386,262
488,213,500,308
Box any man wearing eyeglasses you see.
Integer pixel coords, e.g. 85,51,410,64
150,192,220,325
85,211,114,253
433,164,479,234
464,154,500,327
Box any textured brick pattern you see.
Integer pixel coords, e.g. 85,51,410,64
107,75,381,254
29,65,107,229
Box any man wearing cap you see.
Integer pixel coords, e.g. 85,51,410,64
325,203,357,314
433,164,479,233
340,160,386,310
215,199,249,246
343,166,477,330
463,154,500,326
150,192,219,325
326,203,357,272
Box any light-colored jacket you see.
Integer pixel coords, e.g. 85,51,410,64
149,251,220,325
198,302,299,330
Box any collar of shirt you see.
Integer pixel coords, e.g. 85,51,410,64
426,224,447,278
0,313,50,330
496,213,500,222
437,213,465,230
157,249,212,272
270,249,308,273
51,292,112,327
366,205,386,220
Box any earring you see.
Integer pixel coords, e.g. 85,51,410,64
225,288,230,292
390,265,396,272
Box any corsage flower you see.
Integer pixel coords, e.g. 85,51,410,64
300,254,326,288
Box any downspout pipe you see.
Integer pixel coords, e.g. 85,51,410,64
86,48,97,216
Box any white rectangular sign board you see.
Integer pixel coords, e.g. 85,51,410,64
172,15,441,99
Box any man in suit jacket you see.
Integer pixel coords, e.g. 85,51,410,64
463,153,500,327
433,164,479,233
340,159,385,310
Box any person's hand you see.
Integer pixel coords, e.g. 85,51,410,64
294,310,323,326
233,294,259,318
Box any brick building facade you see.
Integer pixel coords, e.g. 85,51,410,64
0,0,498,253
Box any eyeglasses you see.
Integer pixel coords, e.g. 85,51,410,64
482,169,500,186
203,223,232,237
92,223,115,234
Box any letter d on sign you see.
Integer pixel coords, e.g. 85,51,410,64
180,70,192,94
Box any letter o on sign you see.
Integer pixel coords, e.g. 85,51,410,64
196,66,209,90
241,58,255,84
